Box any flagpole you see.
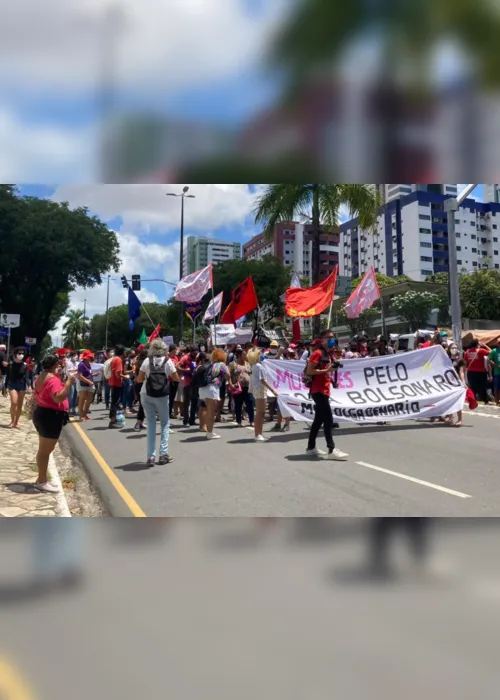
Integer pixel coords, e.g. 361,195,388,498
192,316,196,344
141,303,157,330
211,284,218,346
327,299,334,330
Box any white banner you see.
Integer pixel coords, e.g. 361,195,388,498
261,346,466,424
211,324,253,346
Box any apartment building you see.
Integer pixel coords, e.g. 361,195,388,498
340,190,500,282
183,237,241,276
379,184,458,203
243,222,340,282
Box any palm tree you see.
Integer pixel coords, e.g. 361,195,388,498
267,0,500,178
63,309,86,349
254,183,379,334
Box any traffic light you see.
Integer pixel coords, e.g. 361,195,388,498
121,275,128,289
132,274,141,291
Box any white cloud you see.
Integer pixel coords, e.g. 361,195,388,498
0,107,94,181
0,0,286,98
51,184,259,233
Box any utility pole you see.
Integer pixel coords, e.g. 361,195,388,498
82,299,87,348
105,275,110,349
166,187,196,343
445,184,477,350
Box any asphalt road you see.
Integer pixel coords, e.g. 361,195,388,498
1,521,500,700
66,404,500,517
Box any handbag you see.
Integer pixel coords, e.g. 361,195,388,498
24,391,38,420
229,382,242,396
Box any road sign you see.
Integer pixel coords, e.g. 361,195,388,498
0,313,20,328
25,337,37,345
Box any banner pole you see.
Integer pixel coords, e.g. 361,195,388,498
211,285,218,346
327,299,334,330
192,316,196,344
141,303,157,330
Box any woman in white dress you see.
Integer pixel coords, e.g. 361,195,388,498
198,349,230,440
247,348,278,443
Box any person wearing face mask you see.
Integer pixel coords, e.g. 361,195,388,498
305,331,348,461
447,343,466,426
6,347,28,429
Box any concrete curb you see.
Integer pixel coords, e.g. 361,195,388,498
62,423,137,517
48,453,71,517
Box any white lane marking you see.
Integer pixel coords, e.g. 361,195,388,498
355,461,472,499
463,410,500,419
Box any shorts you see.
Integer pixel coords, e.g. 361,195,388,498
494,375,500,392
7,380,27,392
79,386,95,393
199,384,222,401
250,386,267,401
33,406,67,440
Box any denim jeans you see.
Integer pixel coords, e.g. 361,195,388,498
141,393,170,459
104,379,111,409
233,387,254,424
68,383,78,413
122,378,134,410
31,519,84,580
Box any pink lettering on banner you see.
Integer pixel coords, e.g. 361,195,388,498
273,368,355,391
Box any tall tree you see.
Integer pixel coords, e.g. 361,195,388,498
266,0,500,179
63,309,87,349
0,186,120,354
254,184,379,333
392,291,439,332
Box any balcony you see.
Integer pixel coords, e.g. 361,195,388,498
434,264,449,273
431,221,448,232
432,236,448,246
433,249,449,260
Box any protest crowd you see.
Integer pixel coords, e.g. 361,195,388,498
0,263,496,496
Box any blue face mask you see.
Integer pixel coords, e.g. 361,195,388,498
327,338,336,349
260,353,266,362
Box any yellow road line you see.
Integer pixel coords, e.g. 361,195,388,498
0,657,36,700
72,422,147,517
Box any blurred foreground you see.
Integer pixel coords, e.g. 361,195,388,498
1,518,499,699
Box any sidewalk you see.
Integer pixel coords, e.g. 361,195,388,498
0,394,70,517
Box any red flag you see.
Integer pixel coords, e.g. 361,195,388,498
148,324,161,343
285,268,338,318
344,266,381,319
221,277,259,324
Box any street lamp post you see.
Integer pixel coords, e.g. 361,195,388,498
445,183,478,350
166,186,195,343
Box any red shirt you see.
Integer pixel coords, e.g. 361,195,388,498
308,349,332,397
464,347,489,373
108,356,123,387
178,354,194,387
419,341,432,349
36,375,68,412
169,354,180,366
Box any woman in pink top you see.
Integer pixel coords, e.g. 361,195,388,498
32,354,75,494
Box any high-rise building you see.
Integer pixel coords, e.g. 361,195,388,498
380,184,458,203
183,237,241,276
484,184,500,203
243,222,340,282
340,189,500,281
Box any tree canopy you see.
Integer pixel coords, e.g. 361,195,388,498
0,185,120,354
428,269,500,324
392,291,439,332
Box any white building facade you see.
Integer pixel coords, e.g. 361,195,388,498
184,237,241,276
340,190,500,282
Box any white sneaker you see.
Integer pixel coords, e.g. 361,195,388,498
169,428,175,434
306,447,327,457
326,448,349,461
33,481,60,494
207,432,221,440
254,435,267,442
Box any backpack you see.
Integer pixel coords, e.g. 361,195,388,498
193,362,213,389
146,358,170,398
103,357,113,380
302,350,330,390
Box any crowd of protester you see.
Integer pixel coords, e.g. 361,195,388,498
1,324,499,496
